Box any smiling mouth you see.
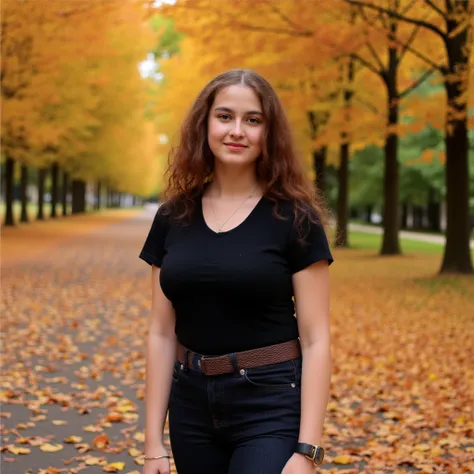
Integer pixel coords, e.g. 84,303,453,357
224,143,247,148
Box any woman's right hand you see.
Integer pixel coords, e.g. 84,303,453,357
142,456,171,474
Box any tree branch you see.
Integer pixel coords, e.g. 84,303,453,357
399,67,437,100
168,4,314,37
397,22,422,66
401,0,419,16
352,53,383,76
220,22,313,37
346,0,445,38
423,0,447,19
391,34,446,73
260,0,308,35
365,39,386,72
353,96,382,116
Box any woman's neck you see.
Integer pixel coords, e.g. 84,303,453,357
209,165,260,199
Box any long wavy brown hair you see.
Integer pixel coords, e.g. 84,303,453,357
161,68,329,239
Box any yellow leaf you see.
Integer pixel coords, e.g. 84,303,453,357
85,457,104,466
133,432,145,442
333,455,353,464
84,424,103,432
413,444,430,452
327,401,338,411
8,446,31,455
103,462,125,472
128,448,142,457
134,457,145,466
64,435,83,444
40,443,64,452
52,420,68,425
75,443,91,453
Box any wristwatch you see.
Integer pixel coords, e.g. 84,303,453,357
295,442,325,465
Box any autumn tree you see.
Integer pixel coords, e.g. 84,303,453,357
1,0,160,225
346,0,473,273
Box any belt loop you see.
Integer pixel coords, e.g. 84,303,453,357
228,353,240,374
183,348,190,372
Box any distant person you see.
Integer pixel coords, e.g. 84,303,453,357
139,69,333,474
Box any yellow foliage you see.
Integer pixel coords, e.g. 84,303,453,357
1,0,161,196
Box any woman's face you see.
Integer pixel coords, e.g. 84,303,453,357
207,85,265,169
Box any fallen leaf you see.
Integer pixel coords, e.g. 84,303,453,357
93,434,110,449
413,444,430,452
103,461,125,472
85,457,104,466
128,448,142,457
64,435,83,443
106,412,124,423
8,446,31,455
333,455,353,464
40,443,64,452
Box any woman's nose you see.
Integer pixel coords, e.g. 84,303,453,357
230,120,244,137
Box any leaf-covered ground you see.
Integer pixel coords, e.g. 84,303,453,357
1,210,473,474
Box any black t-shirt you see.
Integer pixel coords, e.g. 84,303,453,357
139,195,333,355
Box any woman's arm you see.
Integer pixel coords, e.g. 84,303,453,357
144,265,177,456
293,259,331,447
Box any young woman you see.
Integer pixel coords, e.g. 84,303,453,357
139,69,333,474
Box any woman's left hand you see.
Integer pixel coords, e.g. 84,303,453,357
281,453,317,474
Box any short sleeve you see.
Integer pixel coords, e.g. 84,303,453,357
139,208,169,267
287,214,334,274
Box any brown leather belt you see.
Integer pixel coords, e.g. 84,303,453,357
177,339,301,376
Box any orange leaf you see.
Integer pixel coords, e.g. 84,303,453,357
93,434,110,449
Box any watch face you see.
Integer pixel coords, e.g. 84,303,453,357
314,446,325,465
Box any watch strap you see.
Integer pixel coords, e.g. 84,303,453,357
295,442,325,465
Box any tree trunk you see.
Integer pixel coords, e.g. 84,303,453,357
365,205,373,224
4,157,15,226
427,187,441,232
51,162,59,218
413,206,423,229
380,28,400,255
95,181,102,210
313,147,327,195
336,142,349,247
335,56,353,248
72,179,86,214
62,170,69,216
37,168,46,221
20,164,29,223
401,202,408,229
440,2,473,273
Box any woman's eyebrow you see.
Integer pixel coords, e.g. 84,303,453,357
214,106,263,116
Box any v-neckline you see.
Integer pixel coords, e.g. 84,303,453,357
200,194,265,237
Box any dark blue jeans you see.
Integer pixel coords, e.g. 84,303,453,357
168,351,302,474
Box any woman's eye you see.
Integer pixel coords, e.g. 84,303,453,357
247,117,261,124
218,114,231,121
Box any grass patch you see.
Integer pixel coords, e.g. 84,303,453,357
348,230,444,254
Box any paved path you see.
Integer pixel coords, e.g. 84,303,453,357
1,209,173,474
349,223,474,249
